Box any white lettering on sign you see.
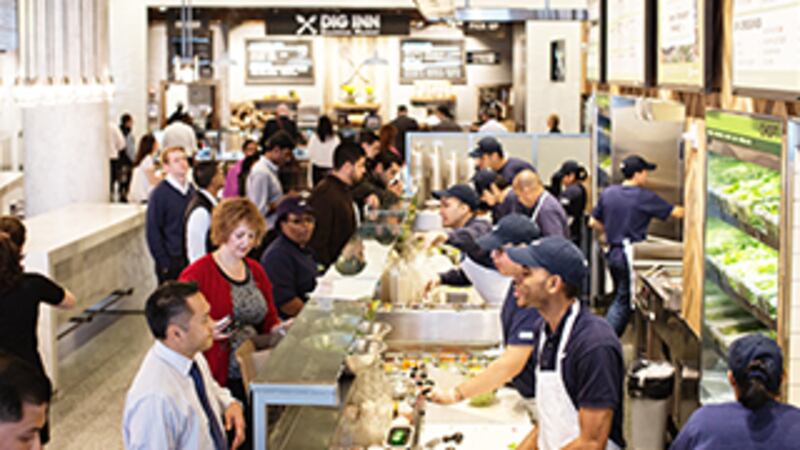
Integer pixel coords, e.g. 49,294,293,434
352,14,380,32
321,14,349,30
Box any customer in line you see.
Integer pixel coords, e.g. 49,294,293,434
163,113,198,158
351,150,404,214
512,170,569,238
423,184,500,303
259,103,302,149
146,146,195,283
671,334,800,450
260,197,319,319
116,113,136,200
477,108,508,133
547,113,562,133
378,124,400,159
509,237,625,450
222,139,258,198
128,134,162,204
180,198,281,400
429,215,541,409
123,281,246,450
185,161,225,263
246,131,295,232
0,351,52,450
590,155,684,336
307,115,340,186
358,131,381,161
388,105,419,159
0,217,75,447
432,105,461,131
470,136,535,184
307,141,367,269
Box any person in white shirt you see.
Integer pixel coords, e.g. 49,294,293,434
185,161,225,263
163,114,198,158
307,115,340,185
128,134,162,204
478,109,508,134
246,131,295,231
123,281,245,450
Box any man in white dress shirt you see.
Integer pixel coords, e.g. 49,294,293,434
163,114,198,158
123,281,245,450
477,108,508,133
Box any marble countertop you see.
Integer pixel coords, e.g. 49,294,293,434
0,171,22,195
24,203,146,267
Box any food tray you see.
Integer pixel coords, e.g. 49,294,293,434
708,188,779,248
704,259,777,330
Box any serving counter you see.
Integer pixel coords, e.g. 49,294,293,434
24,203,155,389
251,212,529,449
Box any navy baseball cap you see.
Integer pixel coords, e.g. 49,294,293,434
275,196,314,223
472,169,499,195
506,236,588,288
477,214,541,251
621,155,657,178
729,334,783,393
432,184,480,211
557,160,583,176
469,136,503,158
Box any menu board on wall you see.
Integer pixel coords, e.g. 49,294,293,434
658,0,706,87
245,39,314,85
732,0,800,96
586,0,604,82
606,0,651,85
400,40,466,85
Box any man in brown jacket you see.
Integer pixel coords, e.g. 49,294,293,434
307,141,367,268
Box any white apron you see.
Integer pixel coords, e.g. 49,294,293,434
535,302,620,450
623,238,635,311
461,255,512,305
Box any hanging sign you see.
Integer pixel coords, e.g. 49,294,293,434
266,12,411,36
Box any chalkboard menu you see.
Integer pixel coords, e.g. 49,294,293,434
245,39,314,85
657,0,709,88
400,39,466,85
606,0,653,85
732,0,800,97
586,0,604,82
167,15,213,81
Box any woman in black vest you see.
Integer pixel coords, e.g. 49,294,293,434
185,161,225,263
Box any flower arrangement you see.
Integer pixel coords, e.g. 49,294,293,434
341,84,357,104
365,85,375,103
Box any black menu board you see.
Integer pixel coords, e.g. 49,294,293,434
400,39,466,84
732,0,800,97
167,14,213,81
245,39,314,85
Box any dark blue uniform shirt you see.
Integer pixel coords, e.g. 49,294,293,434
498,157,536,184
671,401,800,450
439,217,493,285
592,185,673,259
500,287,541,398
260,233,318,320
533,304,626,449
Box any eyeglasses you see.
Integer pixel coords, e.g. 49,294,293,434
286,216,315,225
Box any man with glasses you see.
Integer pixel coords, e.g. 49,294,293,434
508,237,624,450
428,214,542,418
260,197,319,319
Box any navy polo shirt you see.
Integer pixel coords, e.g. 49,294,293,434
498,157,536,184
260,233,318,320
534,303,625,448
671,401,800,450
439,217,494,286
592,185,673,259
500,287,541,398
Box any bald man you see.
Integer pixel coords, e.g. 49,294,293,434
510,170,569,237
260,103,303,149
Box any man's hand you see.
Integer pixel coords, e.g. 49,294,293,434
423,277,441,297
365,194,380,209
427,387,460,405
481,190,497,207
224,402,246,450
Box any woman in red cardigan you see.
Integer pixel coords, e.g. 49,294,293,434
180,197,282,403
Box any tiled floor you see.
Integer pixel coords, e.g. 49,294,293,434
49,315,153,450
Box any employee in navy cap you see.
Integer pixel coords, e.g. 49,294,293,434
553,160,589,250
672,334,800,449
590,154,684,336
471,169,513,222
429,214,542,415
470,136,536,184
260,196,318,319
424,184,497,301
508,237,625,450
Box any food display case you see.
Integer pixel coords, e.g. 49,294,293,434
701,110,788,403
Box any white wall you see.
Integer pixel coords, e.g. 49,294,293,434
525,20,582,133
109,0,148,133
0,52,22,170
